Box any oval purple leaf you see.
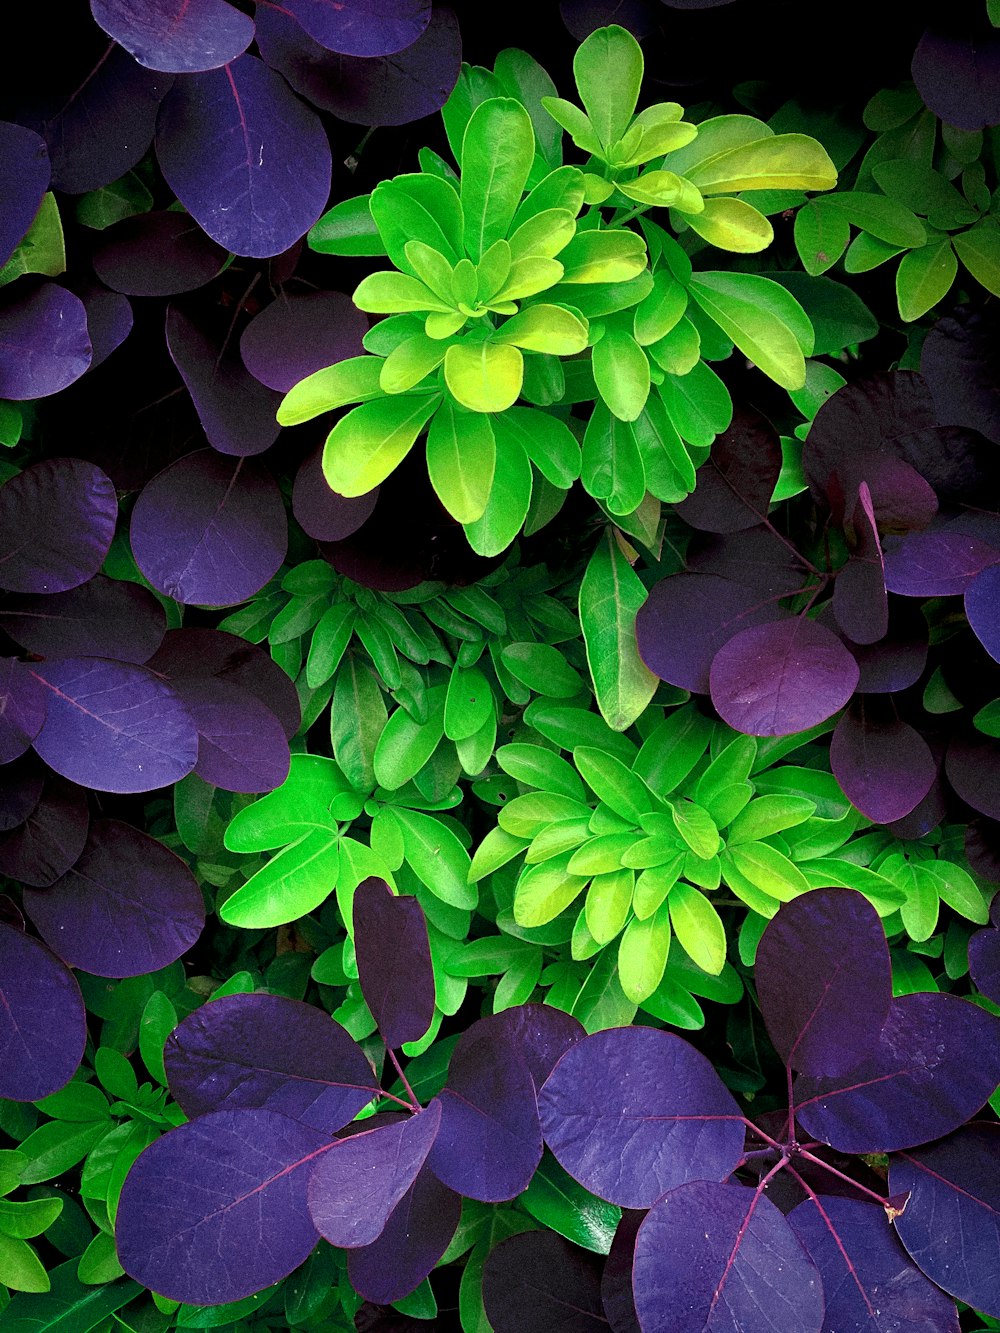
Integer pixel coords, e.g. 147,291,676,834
79,284,134,369
293,445,379,542
0,284,92,400
0,575,166,664
90,0,254,73
828,598,930,695
710,617,860,736
482,1230,609,1333
0,658,47,763
966,563,1000,664
130,450,287,606
116,1108,330,1304
0,756,44,833
30,656,198,793
794,992,1000,1153
172,676,290,793
538,1027,745,1209
23,819,204,977
281,0,431,57
946,732,1000,821
91,211,229,297
674,407,782,534
831,710,936,825
346,1164,460,1305
0,775,89,888
0,122,50,268
687,524,809,597
883,529,999,597
633,1181,823,1333
833,483,887,645
164,992,378,1131
967,818,1000,885
240,291,367,394
0,458,116,595
0,922,87,1102
921,307,1000,446
354,878,434,1052
155,54,332,258
490,1004,585,1093
969,921,1000,1004
911,25,1000,131
756,889,892,1078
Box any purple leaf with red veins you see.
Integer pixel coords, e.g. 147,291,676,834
632,1181,823,1333
293,445,379,542
155,54,332,258
538,1026,745,1209
0,122,50,267
307,1100,441,1247
883,528,999,596
0,575,166,664
834,483,887,645
91,211,229,298
0,922,87,1102
169,676,290,793
0,284,92,400
969,918,1000,1004
78,284,133,369
921,307,1000,446
891,1123,1000,1318
346,1164,461,1304
787,1195,961,1333
0,659,47,763
710,617,859,736
965,563,1000,663
239,292,367,394
130,450,287,606
674,406,782,534
353,878,434,1052
946,732,1000,821
831,708,937,824
164,992,379,1130
794,992,1000,1153
0,776,89,888
115,1108,331,1304
911,25,1000,131
0,458,116,595
90,0,254,73
482,1230,610,1333
23,819,204,977
29,657,198,793
755,888,891,1077
278,0,431,56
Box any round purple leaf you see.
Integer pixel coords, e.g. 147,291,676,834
0,756,44,833
23,819,204,977
90,0,254,73
831,710,937,825
946,732,1000,821
966,563,1000,663
489,1004,585,1093
115,1108,330,1305
346,1164,460,1305
240,292,367,393
30,656,198,793
912,26,1000,131
293,445,379,542
0,922,87,1102
0,284,92,400
91,211,229,297
155,54,332,258
164,992,378,1131
482,1230,609,1333
710,617,860,736
561,0,658,41
130,450,287,606
826,599,929,695
280,0,430,57
538,1027,745,1209
883,528,999,597
0,776,89,888
969,922,1000,1004
171,676,290,793
354,878,434,1052
0,458,116,595
0,575,166,664
0,122,50,268
633,1181,823,1333
0,658,47,763
922,307,1000,446
79,285,134,369
674,406,782,534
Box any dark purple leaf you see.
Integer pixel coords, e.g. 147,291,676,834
538,1027,745,1209
79,284,133,369
601,1210,642,1333
0,122,50,268
308,1101,441,1247
489,1004,585,1093
636,574,787,694
0,284,92,400
788,1195,960,1333
822,599,929,695
912,26,1000,130
165,303,282,457
278,0,430,56
969,920,1000,1004
0,775,89,887
255,5,462,127
883,528,999,596
0,458,116,595
0,575,166,664
293,445,379,542
886,773,950,841
946,732,1000,820
130,450,287,606
115,1108,330,1304
966,563,1000,663
23,819,204,977
0,922,87,1101
346,1165,460,1304
91,211,229,297
90,0,254,73
155,54,332,258
0,756,44,832
353,878,434,1051
239,291,367,393
0,658,47,763
831,709,937,825
164,991,378,1131
482,1230,609,1333
854,453,940,534
710,617,859,736
892,1124,1000,1317
674,407,781,534
794,992,1000,1153
834,483,887,645
0,897,23,930
560,0,658,41
169,675,290,792
922,307,1000,446
756,888,891,1077
687,525,809,597
966,819,1000,885
632,1181,823,1333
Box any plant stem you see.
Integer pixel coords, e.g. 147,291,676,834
387,1046,421,1112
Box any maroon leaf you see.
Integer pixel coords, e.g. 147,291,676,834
946,731,1000,821
353,878,434,1052
687,525,809,597
91,211,229,297
834,483,887,645
78,284,134,369
0,922,87,1102
90,0,254,73
346,1165,461,1305
0,284,92,400
831,708,937,824
293,445,379,542
0,458,116,595
0,121,50,268
0,575,166,664
822,599,929,695
0,658,47,763
674,406,782,534
239,291,367,393
482,1230,610,1333
0,776,89,888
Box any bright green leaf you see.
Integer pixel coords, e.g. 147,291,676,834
579,528,658,731
323,392,439,495
277,357,385,425
896,239,958,321
668,882,726,974
573,23,643,150
460,98,535,261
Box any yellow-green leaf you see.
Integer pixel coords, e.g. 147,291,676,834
426,398,496,522
445,341,523,412
278,356,385,425
668,881,726,974
684,134,837,194
617,902,671,1001
323,393,440,495
495,304,588,354
685,196,774,253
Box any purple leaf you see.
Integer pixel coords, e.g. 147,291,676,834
560,0,658,41
674,407,782,534
277,0,431,57
969,920,1000,1004
912,25,1000,131
90,0,254,73
0,756,44,832
130,450,287,606
0,458,116,595
492,1004,585,1092
165,991,378,1131
966,563,1000,663
891,1124,1000,1317
886,774,950,841
0,575,166,664
848,453,939,534
0,122,50,268
636,574,787,693
794,992,1000,1153
883,528,999,596
91,211,229,297
0,776,89,888
22,818,204,977
834,483,887,645
0,284,92,400
155,54,332,258
293,445,379,542
353,878,434,1051
788,1195,960,1333
239,291,367,393
166,303,282,457
0,658,47,763
482,1230,609,1333
756,888,891,1078
255,5,461,127
632,1181,823,1333
346,1164,460,1304
710,617,860,736
170,675,290,793
921,307,1000,446
687,525,809,597
538,1027,745,1209
115,1108,330,1304
820,599,929,695
831,708,937,825
308,1101,441,1247
0,922,87,1101
601,1211,643,1333
946,732,1000,821
967,819,1000,885
79,284,134,369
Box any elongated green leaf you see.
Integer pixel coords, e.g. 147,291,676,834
685,196,774,253
425,398,496,522
306,603,357,689
404,240,456,303
573,23,643,149
822,191,926,247
445,664,494,741
514,851,588,927
670,800,720,859
579,529,658,731
922,862,989,923
582,403,647,516
794,201,851,276
669,881,726,974
722,841,809,901
574,746,657,822
323,393,439,495
393,808,477,909
661,114,773,177
373,701,444,791
468,825,528,882
444,341,523,412
464,427,533,556
380,333,448,394
508,208,576,261
331,656,387,791
631,395,696,500
309,195,387,256
585,868,634,944
496,743,587,801
371,173,465,268
896,239,957,321
0,1259,140,1332
225,755,351,852
353,270,454,314
278,356,385,425
220,829,340,927
513,166,587,230
494,46,562,169
442,62,504,164
634,270,688,346
460,98,535,261
688,272,811,390
494,304,588,354
618,171,704,213
726,795,816,846
494,407,580,488
502,641,585,698
559,229,648,284
540,97,603,156
952,219,1000,296
657,359,732,447
592,329,650,422
683,133,837,194
618,902,671,1001
521,1151,621,1253
500,792,594,838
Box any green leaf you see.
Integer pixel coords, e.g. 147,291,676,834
524,700,638,764
0,1196,62,1240
689,271,810,388
574,746,657,822
225,755,348,852
496,743,587,800
444,342,522,413
1,1258,140,1331
492,256,565,302
669,882,726,974
306,603,356,688
353,270,454,314
34,1083,109,1124
520,1149,621,1253
277,356,385,425
332,656,387,792
895,239,958,321
460,98,535,261
404,240,456,304
872,160,978,229
585,868,634,943
444,664,494,741
634,708,712,794
559,229,648,284
514,851,588,927
75,172,153,230
952,219,1000,296
76,1230,123,1286
726,795,816,845
685,196,773,253
722,841,809,901
682,133,837,194
464,427,533,556
618,171,704,213
138,991,176,1087
975,699,1000,738
540,97,602,156
821,191,926,247
371,174,464,269
494,47,562,169
309,195,387,256
582,403,647,516
392,808,477,909
16,1122,108,1186
493,407,579,489
573,23,643,150
469,825,529,881
219,830,341,927
592,330,650,422
324,393,439,496
657,359,733,448
579,529,658,731
501,641,585,698
508,208,577,262
669,800,720,859
647,316,700,377
494,304,588,354
634,269,688,346
570,948,637,1031
447,935,537,976
0,195,65,287
921,862,989,924
631,395,696,500
442,62,504,163
379,333,449,394
513,166,587,231
762,272,877,357
500,793,593,838
0,1233,49,1292
794,200,851,275
425,398,496,522
617,902,671,1001
374,703,445,791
